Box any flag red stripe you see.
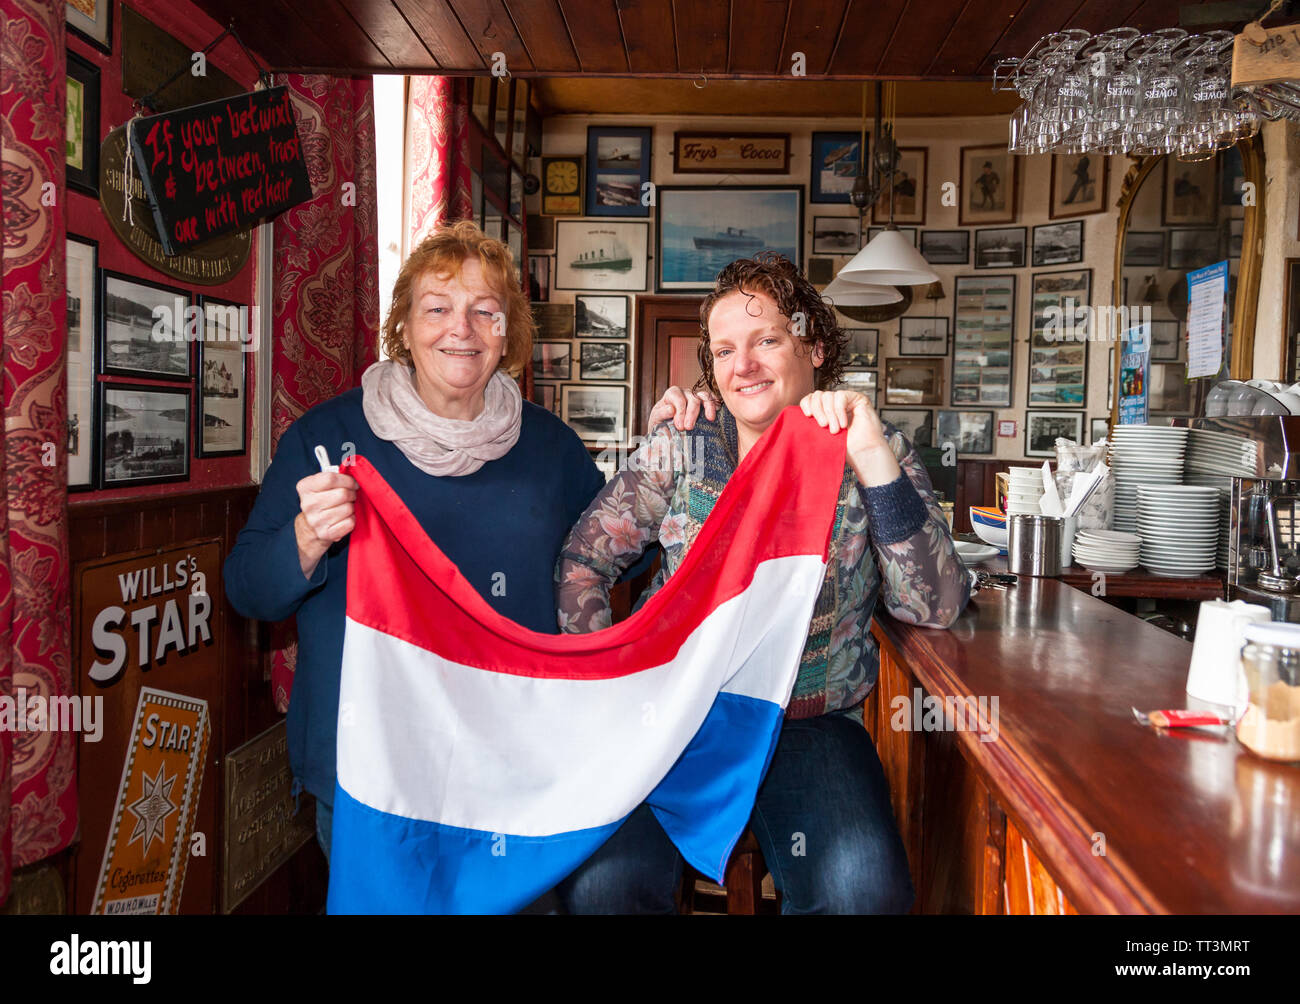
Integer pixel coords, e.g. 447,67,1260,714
344,407,845,680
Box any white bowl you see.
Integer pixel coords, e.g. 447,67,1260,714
971,520,1008,549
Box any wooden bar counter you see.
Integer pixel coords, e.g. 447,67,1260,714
865,575,1300,914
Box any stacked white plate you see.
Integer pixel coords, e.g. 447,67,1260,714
1006,466,1044,515
1183,473,1231,568
1109,426,1189,532
1135,484,1220,577
1186,427,1259,479
1071,529,1141,573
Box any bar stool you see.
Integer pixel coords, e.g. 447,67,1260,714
678,827,780,914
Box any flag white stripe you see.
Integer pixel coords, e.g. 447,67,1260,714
336,553,824,836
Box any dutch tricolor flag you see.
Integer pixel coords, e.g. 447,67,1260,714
326,409,846,914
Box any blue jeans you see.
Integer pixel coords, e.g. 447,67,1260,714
316,796,333,864
555,712,914,914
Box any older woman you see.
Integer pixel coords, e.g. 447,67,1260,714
555,252,970,914
225,220,680,867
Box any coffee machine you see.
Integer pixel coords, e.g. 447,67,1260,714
1184,416,1300,621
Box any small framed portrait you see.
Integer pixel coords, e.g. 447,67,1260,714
1032,220,1084,267
562,384,627,445
100,383,191,489
880,408,934,448
575,295,629,339
527,254,550,302
541,156,583,216
532,341,572,381
1123,231,1165,267
66,50,100,198
810,132,864,204
871,147,927,225
1025,410,1084,457
99,271,191,380
531,302,575,340
1149,319,1182,361
1164,158,1218,227
806,257,835,286
586,126,652,217
899,316,949,356
1050,153,1108,218
812,216,861,255
936,409,995,454
196,298,248,457
579,341,628,381
67,0,112,53
530,383,559,414
960,145,1018,226
920,230,969,265
974,227,1027,269
530,215,556,252
1089,417,1110,445
885,358,944,406
842,328,878,369
1167,228,1220,270
66,234,98,490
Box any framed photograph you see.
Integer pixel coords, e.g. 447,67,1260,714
952,275,1015,407
1149,319,1182,361
880,408,934,448
99,271,190,380
527,254,550,302
1090,417,1109,445
920,230,969,265
1123,231,1165,267
532,341,572,381
866,225,917,246
541,156,583,215
1164,158,1218,226
810,132,864,204
66,234,98,490
871,147,927,225
579,341,628,381
66,51,100,198
936,409,994,454
1149,362,1192,413
100,383,191,488
1032,220,1084,267
842,328,878,369
562,384,627,445
1222,145,1246,207
885,359,943,406
1025,410,1084,457
554,220,649,291
839,370,877,392
898,316,949,356
1050,153,1108,218
1168,228,1220,270
673,132,790,174
806,256,835,286
998,420,1017,437
575,295,629,339
196,297,247,457
1029,268,1091,407
531,302,574,340
586,126,651,217
959,145,1018,226
812,216,860,255
974,227,1026,269
530,383,558,414
67,0,112,53
656,186,803,292
530,215,556,252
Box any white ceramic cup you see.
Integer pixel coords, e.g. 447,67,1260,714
1186,599,1271,710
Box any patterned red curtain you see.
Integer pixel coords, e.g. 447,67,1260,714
405,76,473,250
0,0,75,906
268,75,379,711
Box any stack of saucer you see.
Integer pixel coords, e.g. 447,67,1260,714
1109,426,1189,532
1005,466,1044,516
1135,484,1220,577
1071,529,1141,573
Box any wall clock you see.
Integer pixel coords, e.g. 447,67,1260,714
542,156,583,216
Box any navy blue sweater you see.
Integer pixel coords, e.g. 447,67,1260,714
224,388,605,802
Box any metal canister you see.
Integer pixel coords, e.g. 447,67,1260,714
1007,514,1063,577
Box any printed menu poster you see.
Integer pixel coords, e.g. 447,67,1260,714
1186,260,1228,379
1118,323,1150,426
91,687,210,914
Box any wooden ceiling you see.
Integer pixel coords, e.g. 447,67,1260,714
194,0,1239,79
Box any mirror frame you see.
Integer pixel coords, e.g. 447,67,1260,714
1108,135,1266,427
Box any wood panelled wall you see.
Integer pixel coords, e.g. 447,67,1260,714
67,488,327,914
953,459,1011,534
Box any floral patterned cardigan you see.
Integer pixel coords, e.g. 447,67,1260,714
555,407,971,720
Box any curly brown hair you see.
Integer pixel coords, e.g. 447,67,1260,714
696,252,845,396
381,220,533,378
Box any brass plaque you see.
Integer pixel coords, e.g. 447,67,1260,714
121,5,242,114
221,721,314,913
98,125,253,285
